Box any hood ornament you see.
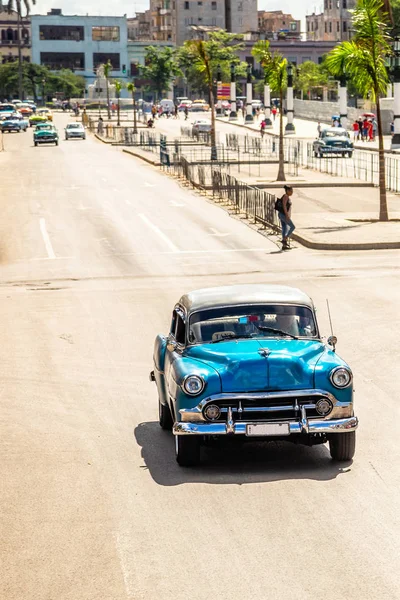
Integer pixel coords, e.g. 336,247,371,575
258,348,271,358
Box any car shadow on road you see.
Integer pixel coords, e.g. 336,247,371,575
134,421,353,486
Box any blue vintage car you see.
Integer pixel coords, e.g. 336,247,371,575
313,127,353,158
150,285,358,466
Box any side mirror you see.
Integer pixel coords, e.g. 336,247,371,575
327,335,337,352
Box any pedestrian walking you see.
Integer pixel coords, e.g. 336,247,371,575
367,119,374,142
276,185,295,250
362,118,369,141
271,106,277,121
184,106,189,120
317,121,322,138
357,117,363,140
352,120,359,142
174,104,179,119
260,119,266,138
97,116,104,135
372,118,377,140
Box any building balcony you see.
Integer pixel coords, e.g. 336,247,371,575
159,9,171,15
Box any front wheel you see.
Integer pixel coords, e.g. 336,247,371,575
329,431,356,461
348,152,353,158
175,436,200,467
159,399,173,430
55,141,58,146
34,141,38,146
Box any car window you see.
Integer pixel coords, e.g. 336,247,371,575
189,304,318,343
175,314,185,345
324,130,347,138
67,124,82,129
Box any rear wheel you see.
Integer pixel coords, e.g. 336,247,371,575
175,436,201,467
34,141,38,147
348,152,353,158
329,432,356,461
159,399,173,430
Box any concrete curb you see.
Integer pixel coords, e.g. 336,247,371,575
254,181,374,189
123,148,161,166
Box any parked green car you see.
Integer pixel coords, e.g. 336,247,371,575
33,123,59,146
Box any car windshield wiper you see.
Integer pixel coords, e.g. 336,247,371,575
211,334,254,344
255,325,298,339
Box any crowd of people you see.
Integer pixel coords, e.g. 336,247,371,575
351,117,378,142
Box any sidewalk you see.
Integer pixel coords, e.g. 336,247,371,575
94,131,400,251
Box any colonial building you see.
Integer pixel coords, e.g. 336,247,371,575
127,12,151,41
128,0,258,46
306,0,355,42
0,6,31,64
258,10,301,41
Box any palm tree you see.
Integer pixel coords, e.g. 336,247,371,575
114,79,123,126
185,40,218,160
252,40,287,181
103,60,112,120
126,81,137,134
7,0,36,101
326,0,391,221
252,40,272,122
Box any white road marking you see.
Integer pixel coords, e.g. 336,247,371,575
169,200,186,207
39,218,56,260
143,182,156,188
138,213,179,253
209,227,231,237
125,199,132,205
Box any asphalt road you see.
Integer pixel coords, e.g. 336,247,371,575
1,114,400,600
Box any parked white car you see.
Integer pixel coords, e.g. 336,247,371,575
192,119,212,135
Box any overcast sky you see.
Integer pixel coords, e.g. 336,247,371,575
33,0,323,22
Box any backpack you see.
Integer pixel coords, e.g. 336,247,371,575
274,196,284,212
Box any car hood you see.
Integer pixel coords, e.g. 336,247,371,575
185,339,325,393
35,130,56,136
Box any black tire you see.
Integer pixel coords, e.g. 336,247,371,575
348,153,353,158
34,141,38,146
314,151,318,158
319,152,323,158
159,399,173,430
329,431,356,461
175,436,201,467
55,141,58,146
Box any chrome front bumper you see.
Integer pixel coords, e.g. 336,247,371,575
173,416,358,436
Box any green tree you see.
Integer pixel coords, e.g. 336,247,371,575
127,81,137,134
178,31,246,100
326,0,392,221
114,79,124,126
103,60,112,120
140,46,181,101
295,61,328,97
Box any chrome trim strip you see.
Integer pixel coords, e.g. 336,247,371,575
173,416,359,436
226,407,234,434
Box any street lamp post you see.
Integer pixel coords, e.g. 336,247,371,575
216,64,222,116
245,63,254,123
391,38,400,149
41,78,46,107
339,73,348,130
229,63,237,121
285,63,295,134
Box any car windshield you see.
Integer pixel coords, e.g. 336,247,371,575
67,124,82,129
189,304,318,344
37,125,52,130
324,130,347,138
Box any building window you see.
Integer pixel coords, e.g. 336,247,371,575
40,52,85,70
93,53,120,70
307,21,310,32
211,17,216,25
198,1,202,4
212,1,217,8
290,22,297,31
39,25,84,41
315,21,318,30
92,26,120,41
329,21,332,32
325,22,327,33
343,21,347,32
184,1,189,8
343,0,347,7
337,21,340,31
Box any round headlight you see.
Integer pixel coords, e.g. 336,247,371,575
204,404,221,421
330,367,352,388
183,375,205,396
315,398,333,416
